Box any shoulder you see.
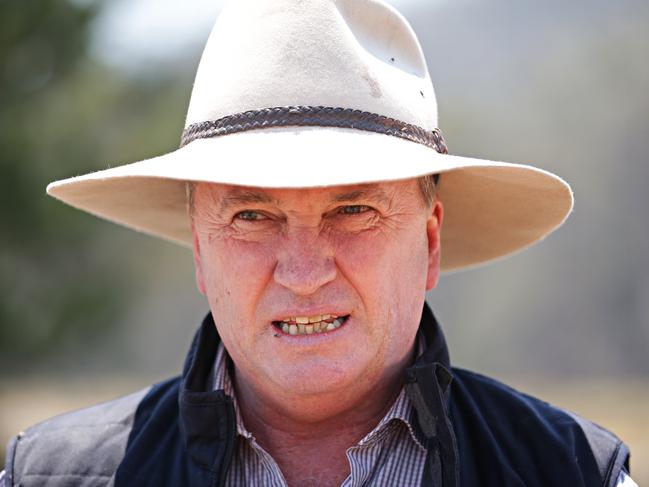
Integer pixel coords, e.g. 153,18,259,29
4,377,181,487
450,368,630,487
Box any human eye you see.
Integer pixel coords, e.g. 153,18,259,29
233,210,268,221
339,205,372,215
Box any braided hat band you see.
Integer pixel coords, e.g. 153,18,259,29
180,106,449,156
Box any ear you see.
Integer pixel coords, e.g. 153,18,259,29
425,199,444,291
192,221,207,296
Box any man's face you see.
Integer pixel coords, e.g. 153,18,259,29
191,179,443,407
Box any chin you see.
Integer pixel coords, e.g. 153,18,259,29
267,355,373,398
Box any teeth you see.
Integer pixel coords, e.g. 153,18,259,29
286,314,338,324
279,316,347,335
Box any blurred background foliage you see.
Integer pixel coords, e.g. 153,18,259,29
0,0,193,373
1,0,648,480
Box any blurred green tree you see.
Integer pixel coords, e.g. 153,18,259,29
0,0,191,371
0,0,123,369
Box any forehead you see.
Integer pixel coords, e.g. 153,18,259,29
193,180,419,212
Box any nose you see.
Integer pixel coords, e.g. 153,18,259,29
273,228,337,296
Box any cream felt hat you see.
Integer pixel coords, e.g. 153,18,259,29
46,0,573,271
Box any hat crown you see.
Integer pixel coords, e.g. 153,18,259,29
185,0,438,129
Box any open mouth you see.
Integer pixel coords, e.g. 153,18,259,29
272,314,350,336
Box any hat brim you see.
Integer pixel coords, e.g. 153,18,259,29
47,126,573,271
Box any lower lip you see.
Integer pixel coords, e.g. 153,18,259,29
272,316,351,340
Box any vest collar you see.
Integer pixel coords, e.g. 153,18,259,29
405,304,460,486
405,303,454,438
178,313,235,479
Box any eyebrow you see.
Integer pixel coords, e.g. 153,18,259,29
331,188,391,206
218,190,279,213
215,186,391,213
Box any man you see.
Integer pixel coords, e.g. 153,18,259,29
2,0,635,485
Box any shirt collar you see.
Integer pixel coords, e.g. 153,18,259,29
211,340,252,439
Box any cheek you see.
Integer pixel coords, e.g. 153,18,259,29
200,237,277,316
336,229,429,365
336,228,429,292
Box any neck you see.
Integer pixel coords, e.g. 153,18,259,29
236,368,404,442
231,346,414,486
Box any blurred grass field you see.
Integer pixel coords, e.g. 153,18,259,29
1,375,647,483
